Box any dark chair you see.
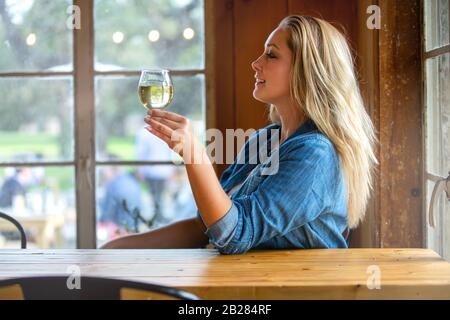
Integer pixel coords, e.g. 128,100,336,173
0,276,200,300
0,211,27,249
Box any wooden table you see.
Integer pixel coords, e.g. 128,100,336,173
1,248,450,299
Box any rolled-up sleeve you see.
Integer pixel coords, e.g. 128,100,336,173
204,137,340,255
204,203,239,249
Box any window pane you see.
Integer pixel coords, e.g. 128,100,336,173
425,0,449,51
425,53,450,261
0,166,76,248
0,78,74,163
425,54,450,177
95,75,205,161
96,165,197,247
0,0,73,72
94,0,204,70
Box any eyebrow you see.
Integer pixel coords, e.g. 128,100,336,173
265,43,280,50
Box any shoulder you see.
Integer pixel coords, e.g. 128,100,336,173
277,133,341,179
283,132,337,158
279,133,344,199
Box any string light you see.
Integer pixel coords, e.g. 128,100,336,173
112,31,124,44
26,33,36,46
148,30,160,42
183,27,195,40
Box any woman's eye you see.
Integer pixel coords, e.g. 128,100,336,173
265,53,275,59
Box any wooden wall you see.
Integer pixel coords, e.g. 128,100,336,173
209,0,423,248
377,0,423,247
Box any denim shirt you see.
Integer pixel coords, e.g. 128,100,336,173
200,119,348,254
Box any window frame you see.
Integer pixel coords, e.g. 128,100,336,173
0,0,214,248
422,0,450,256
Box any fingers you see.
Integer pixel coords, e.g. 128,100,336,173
148,109,186,123
144,115,180,129
146,126,172,145
148,118,173,137
147,124,184,149
145,110,191,156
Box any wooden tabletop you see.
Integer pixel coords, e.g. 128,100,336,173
1,248,450,299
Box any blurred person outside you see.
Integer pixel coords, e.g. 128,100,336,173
135,126,176,225
98,164,142,239
0,167,33,209
0,153,47,214
0,167,34,244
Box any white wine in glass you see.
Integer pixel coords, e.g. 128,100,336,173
138,69,174,110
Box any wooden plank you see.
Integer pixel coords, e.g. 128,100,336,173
204,0,217,171
73,0,96,249
0,249,450,300
212,0,235,176
378,0,424,247
180,285,450,300
0,248,440,257
351,0,381,248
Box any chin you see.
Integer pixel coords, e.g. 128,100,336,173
252,91,270,104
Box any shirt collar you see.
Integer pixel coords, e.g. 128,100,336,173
274,118,319,143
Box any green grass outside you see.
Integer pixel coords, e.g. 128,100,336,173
0,132,136,191
0,132,59,157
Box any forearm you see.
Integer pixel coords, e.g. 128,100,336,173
101,217,209,249
185,146,232,228
143,109,232,229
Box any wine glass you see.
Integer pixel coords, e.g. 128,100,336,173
138,69,174,110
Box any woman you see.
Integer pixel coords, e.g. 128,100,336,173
101,15,377,254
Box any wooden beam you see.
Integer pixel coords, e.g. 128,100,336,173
212,0,235,176
378,0,424,247
350,0,381,248
73,0,96,249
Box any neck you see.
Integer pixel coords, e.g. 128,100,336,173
274,102,306,143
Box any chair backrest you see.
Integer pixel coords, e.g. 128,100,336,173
0,211,27,249
0,276,199,300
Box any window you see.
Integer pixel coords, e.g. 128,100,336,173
0,0,207,249
423,0,450,260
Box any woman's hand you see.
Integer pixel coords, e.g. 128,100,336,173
144,109,205,164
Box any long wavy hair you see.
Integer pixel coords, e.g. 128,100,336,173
270,15,378,229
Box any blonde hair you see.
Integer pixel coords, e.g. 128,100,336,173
271,15,378,229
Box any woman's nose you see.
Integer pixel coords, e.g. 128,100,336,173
251,56,262,72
